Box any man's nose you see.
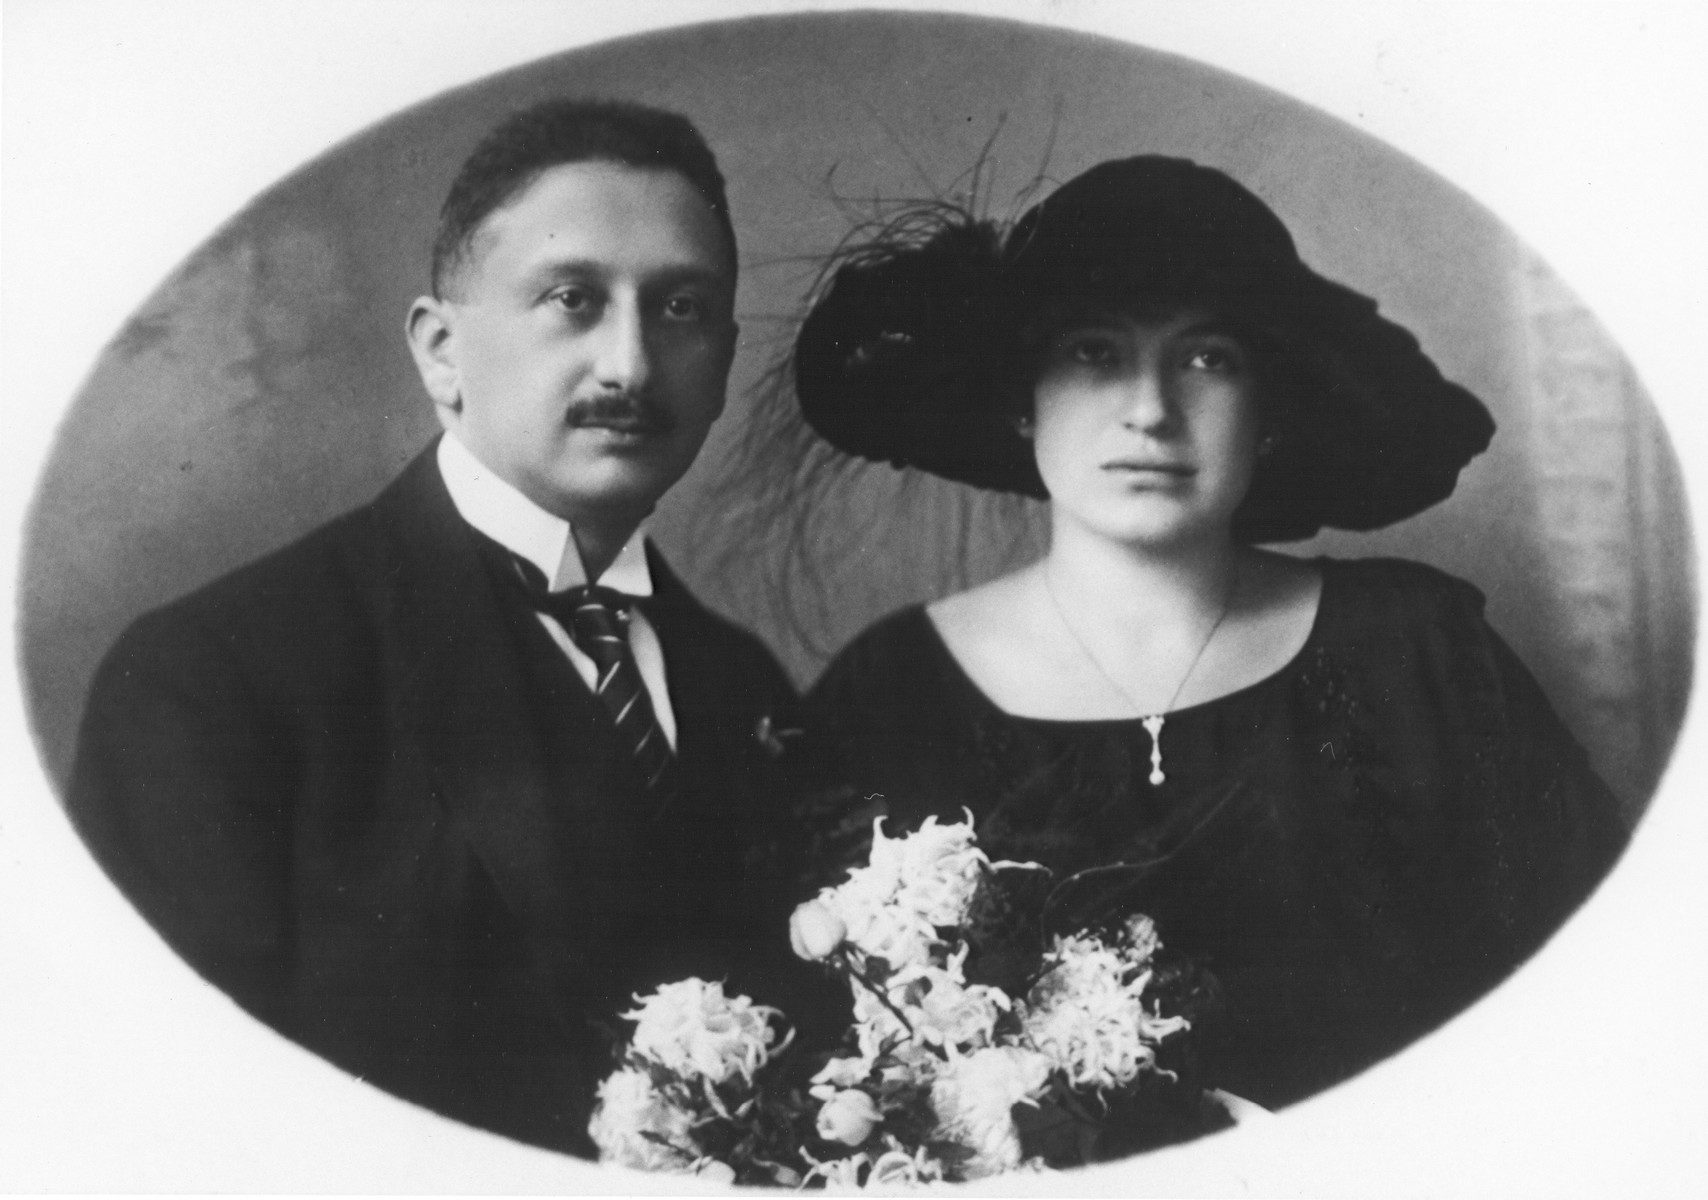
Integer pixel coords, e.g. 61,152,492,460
592,298,651,392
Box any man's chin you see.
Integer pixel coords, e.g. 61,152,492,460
530,460,687,525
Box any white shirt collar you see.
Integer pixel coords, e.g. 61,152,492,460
436,431,654,596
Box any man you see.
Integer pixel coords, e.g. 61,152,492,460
68,100,800,1158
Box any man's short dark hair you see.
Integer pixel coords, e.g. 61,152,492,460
431,98,737,298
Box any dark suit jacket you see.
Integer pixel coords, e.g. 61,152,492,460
67,446,802,1156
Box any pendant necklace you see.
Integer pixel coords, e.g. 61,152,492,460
1042,563,1237,787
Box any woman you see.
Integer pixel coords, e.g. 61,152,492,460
791,157,1628,1113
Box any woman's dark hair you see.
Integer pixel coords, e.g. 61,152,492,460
708,155,1492,662
430,97,737,298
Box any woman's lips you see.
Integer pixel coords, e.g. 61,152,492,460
1101,459,1194,475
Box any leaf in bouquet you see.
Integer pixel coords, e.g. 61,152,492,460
1012,1086,1104,1169
1085,1071,1236,1161
1144,954,1227,1029
695,1063,821,1186
959,864,1052,994
640,1059,688,1095
869,1073,940,1149
923,1137,978,1182
637,1129,693,1155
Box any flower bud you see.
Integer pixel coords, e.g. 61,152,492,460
693,1158,737,1184
789,900,847,961
816,1088,882,1146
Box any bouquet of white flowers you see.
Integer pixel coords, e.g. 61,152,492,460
590,814,1235,1187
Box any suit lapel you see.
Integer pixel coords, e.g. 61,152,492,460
372,449,634,1006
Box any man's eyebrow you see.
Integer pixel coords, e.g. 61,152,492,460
517,259,732,297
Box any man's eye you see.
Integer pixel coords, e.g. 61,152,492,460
662,294,705,321
550,288,597,315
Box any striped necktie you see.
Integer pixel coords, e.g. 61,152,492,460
551,586,674,791
500,551,675,792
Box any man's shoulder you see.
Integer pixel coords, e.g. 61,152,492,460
114,450,450,661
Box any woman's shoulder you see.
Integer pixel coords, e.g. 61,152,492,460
1310,556,1553,735
806,603,947,710
1317,555,1491,633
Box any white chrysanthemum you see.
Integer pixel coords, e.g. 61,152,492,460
917,977,1007,1052
587,1067,697,1173
906,954,1010,1052
817,815,990,969
888,815,989,925
841,896,940,970
1021,928,1189,1092
929,1045,1054,1178
623,978,783,1085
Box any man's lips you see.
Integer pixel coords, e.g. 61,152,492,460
570,415,670,435
566,399,674,436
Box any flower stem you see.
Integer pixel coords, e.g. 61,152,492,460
837,952,916,1037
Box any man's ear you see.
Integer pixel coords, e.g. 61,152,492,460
708,317,740,422
405,296,462,421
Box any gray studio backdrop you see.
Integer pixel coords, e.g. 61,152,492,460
19,12,1692,822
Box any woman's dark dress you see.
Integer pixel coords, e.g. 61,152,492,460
802,557,1628,1109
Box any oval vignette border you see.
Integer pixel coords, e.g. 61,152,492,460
6,4,1701,1194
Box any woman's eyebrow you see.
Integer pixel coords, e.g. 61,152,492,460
1175,318,1244,339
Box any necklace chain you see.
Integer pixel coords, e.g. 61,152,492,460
1041,563,1237,786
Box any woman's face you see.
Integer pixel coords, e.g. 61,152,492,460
1030,307,1261,550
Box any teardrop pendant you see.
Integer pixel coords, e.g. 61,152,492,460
1141,714,1166,786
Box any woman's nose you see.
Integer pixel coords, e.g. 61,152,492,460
592,298,651,392
1119,363,1175,431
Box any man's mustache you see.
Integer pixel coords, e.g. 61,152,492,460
566,393,676,434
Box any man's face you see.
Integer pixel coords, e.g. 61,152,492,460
418,161,737,524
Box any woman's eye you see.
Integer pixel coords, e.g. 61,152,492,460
1060,336,1117,366
1183,344,1244,372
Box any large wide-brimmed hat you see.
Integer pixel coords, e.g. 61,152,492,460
793,156,1495,542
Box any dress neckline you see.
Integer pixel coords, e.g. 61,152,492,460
917,556,1336,729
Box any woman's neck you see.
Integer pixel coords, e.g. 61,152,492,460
1040,520,1244,637
927,517,1320,721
